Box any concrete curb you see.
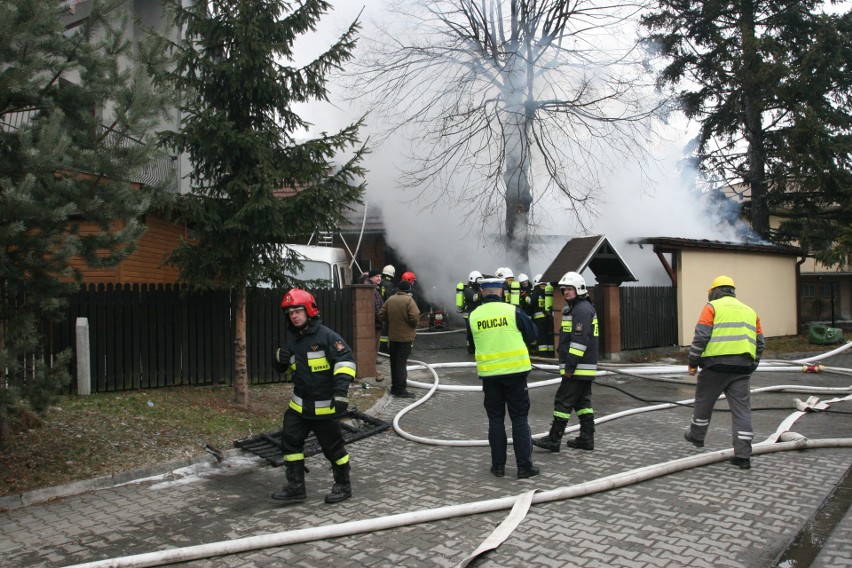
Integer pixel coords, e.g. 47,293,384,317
0,391,392,512
0,448,251,512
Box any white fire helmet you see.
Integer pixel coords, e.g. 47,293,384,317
558,271,588,295
382,265,395,278
468,270,483,284
518,273,529,283
494,267,505,278
502,267,514,279
533,273,543,287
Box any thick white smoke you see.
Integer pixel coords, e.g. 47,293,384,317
295,1,755,308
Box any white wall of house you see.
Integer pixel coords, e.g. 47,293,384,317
677,250,799,345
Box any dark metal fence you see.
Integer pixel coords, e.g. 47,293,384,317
35,284,352,393
619,286,677,350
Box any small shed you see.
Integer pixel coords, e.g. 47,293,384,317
541,235,637,356
634,237,802,344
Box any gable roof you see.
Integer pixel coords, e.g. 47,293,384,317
541,235,637,285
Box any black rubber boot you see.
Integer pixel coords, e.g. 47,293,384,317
325,463,352,504
272,461,307,503
532,420,567,452
566,415,595,451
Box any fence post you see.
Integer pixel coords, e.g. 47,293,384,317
76,317,91,396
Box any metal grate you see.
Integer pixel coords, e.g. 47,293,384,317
233,410,391,467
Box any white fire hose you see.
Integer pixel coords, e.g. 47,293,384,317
64,343,852,568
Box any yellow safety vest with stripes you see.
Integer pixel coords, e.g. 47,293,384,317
702,296,759,359
470,301,532,377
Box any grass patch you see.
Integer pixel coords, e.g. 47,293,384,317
0,382,386,498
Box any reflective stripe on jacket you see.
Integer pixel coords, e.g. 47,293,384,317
469,300,532,377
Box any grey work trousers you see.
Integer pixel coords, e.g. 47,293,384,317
689,368,754,459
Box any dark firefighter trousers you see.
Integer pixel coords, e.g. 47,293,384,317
281,408,348,465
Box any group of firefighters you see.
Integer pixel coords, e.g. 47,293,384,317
269,256,762,505
456,267,556,356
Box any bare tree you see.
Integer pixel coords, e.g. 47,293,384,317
350,0,664,268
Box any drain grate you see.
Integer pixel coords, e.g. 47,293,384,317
233,409,391,467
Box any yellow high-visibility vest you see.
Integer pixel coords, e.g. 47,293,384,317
702,297,758,358
470,302,531,377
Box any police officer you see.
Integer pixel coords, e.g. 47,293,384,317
533,271,599,452
272,289,357,504
378,265,396,354
469,278,539,479
684,275,764,470
456,271,483,354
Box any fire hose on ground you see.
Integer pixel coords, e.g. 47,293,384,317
64,343,852,568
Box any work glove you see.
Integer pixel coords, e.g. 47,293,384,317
334,396,349,415
274,347,293,374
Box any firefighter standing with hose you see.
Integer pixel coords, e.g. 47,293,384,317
533,271,599,452
272,289,357,505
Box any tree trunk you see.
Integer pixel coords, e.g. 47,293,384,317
233,285,249,407
0,289,8,448
739,0,770,240
502,43,533,272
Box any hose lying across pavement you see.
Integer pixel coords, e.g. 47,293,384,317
64,343,852,568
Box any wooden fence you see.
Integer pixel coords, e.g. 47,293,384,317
619,286,678,350
29,283,675,394
36,284,353,394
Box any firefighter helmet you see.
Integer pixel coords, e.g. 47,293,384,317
533,273,543,287
401,271,416,284
468,270,483,284
709,275,735,291
382,265,396,278
558,271,587,295
502,267,514,279
518,273,529,284
494,267,505,278
281,288,319,317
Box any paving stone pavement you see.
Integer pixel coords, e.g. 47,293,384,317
1,333,850,568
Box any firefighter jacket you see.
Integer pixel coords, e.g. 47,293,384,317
469,296,536,377
558,296,598,380
688,292,765,373
380,291,420,342
279,317,356,419
530,286,548,320
460,283,482,318
518,284,534,317
378,276,395,301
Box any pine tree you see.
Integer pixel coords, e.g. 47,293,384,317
160,0,366,406
641,1,851,263
0,0,175,446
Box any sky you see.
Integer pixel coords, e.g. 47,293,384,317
291,1,754,309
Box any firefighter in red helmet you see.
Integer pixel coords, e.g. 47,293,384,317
272,289,357,505
400,271,416,287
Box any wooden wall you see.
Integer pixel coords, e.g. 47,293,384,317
69,215,187,284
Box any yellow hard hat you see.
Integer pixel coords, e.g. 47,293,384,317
709,275,735,291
